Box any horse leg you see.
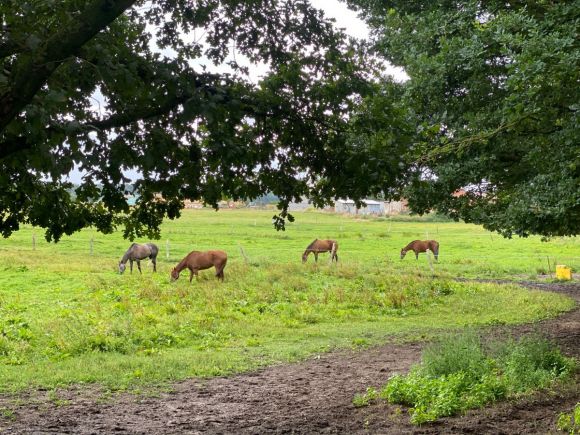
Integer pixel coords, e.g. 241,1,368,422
314,252,318,262
130,260,133,273
137,260,142,274
334,253,338,262
152,257,157,272
415,251,419,260
189,268,194,283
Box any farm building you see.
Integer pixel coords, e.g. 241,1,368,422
288,197,312,211
335,199,384,215
335,199,409,216
383,200,408,215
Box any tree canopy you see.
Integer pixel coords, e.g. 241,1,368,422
0,0,411,241
347,0,579,237
2,1,578,241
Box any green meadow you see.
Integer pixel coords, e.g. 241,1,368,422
0,210,577,392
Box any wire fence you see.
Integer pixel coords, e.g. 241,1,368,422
11,233,580,266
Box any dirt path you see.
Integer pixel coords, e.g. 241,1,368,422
1,281,578,434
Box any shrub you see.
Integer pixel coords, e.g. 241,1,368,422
354,333,576,425
420,331,488,381
495,336,575,393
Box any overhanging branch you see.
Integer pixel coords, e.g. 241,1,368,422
0,0,138,134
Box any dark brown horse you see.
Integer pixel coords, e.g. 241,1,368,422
171,250,228,282
119,243,158,274
302,239,338,263
400,240,439,261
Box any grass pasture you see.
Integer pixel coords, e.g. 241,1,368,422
0,210,577,393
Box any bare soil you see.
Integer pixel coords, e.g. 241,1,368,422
1,281,578,434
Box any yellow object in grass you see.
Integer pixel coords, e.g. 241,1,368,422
556,265,572,280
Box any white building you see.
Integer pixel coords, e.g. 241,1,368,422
335,199,384,215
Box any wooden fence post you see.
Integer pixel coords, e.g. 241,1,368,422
32,233,36,251
239,245,249,265
166,239,170,260
90,238,94,256
426,250,435,276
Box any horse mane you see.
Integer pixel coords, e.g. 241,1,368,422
120,243,139,263
306,239,319,250
403,240,420,250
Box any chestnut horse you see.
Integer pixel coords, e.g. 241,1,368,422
171,250,228,282
302,239,338,263
400,240,439,261
119,243,158,274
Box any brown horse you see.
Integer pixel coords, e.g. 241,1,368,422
119,243,158,274
302,239,338,263
400,240,439,261
170,250,228,282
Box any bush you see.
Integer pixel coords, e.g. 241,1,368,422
420,331,488,381
494,336,574,393
354,333,576,425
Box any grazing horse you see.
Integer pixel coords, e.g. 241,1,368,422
171,250,228,282
400,240,439,261
302,239,338,263
119,243,158,274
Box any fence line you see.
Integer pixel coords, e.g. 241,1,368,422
12,243,580,261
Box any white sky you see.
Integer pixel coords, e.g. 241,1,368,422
311,0,408,81
311,0,370,39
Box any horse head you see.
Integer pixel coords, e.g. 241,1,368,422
302,251,309,263
400,249,407,260
170,268,180,281
118,262,126,274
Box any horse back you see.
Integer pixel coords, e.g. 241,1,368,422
146,243,159,258
313,239,336,251
186,250,227,269
208,250,227,262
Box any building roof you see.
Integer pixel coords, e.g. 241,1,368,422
336,199,382,206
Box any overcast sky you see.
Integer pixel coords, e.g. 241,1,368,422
311,0,407,81
311,0,370,39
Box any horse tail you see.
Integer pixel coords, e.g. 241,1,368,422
331,242,338,262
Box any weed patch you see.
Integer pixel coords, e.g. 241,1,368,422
557,403,580,434
354,333,576,425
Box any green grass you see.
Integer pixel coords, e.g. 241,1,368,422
354,332,576,425
557,403,580,434
0,209,577,392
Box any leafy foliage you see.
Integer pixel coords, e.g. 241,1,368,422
347,0,580,237
355,332,576,425
0,0,412,241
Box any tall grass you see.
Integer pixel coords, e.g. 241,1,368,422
355,332,576,425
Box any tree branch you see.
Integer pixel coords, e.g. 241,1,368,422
0,136,31,160
0,0,138,134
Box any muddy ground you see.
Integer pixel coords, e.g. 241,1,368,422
1,281,578,434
